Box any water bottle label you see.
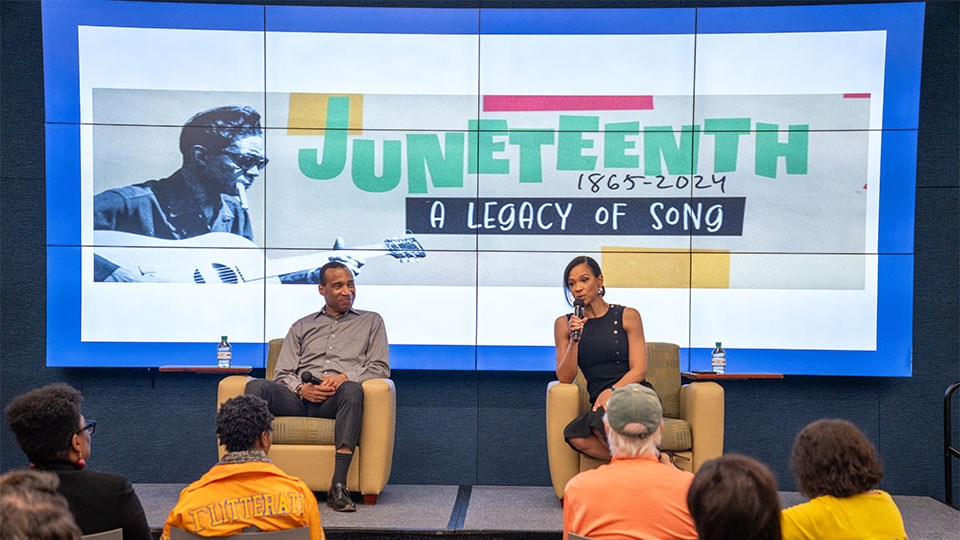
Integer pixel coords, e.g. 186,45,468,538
711,354,725,374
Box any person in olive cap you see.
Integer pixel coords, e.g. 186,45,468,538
563,383,698,540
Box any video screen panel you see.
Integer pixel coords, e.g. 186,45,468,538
43,1,923,375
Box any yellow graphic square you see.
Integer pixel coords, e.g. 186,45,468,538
601,248,730,289
287,93,363,135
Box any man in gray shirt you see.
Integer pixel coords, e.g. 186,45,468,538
245,261,389,512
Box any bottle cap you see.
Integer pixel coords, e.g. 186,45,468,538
716,342,722,347
221,336,228,341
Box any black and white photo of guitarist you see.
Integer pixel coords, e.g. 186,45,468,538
93,105,360,283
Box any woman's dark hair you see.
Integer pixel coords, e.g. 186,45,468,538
1,470,82,540
687,454,781,540
216,395,274,452
790,418,883,498
563,255,604,305
5,384,83,465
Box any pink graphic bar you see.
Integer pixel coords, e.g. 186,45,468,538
483,95,654,112
843,93,871,98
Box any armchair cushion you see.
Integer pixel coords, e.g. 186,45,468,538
271,416,336,445
660,418,692,451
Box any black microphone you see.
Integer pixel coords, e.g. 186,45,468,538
571,299,585,342
301,371,323,385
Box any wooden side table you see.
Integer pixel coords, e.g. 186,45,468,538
158,365,252,374
682,372,783,380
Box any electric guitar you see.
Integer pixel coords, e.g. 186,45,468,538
94,231,425,284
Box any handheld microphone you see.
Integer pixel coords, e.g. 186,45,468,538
571,299,585,342
301,371,323,385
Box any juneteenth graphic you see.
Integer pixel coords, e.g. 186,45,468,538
93,89,869,256
277,92,868,249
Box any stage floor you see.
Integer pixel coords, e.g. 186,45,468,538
135,483,958,539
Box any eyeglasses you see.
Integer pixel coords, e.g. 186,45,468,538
220,150,268,171
76,420,96,435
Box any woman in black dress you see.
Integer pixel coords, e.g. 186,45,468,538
554,255,651,459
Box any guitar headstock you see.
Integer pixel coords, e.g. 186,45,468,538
383,237,426,261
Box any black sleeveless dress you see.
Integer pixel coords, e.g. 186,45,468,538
562,304,654,447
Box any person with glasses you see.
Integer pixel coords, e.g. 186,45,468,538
92,105,264,282
92,104,358,283
5,383,151,540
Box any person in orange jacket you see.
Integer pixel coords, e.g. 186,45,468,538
160,395,324,540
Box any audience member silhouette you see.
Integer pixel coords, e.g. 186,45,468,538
0,469,83,540
5,383,151,540
781,418,907,540
161,394,325,540
563,384,697,540
687,454,782,540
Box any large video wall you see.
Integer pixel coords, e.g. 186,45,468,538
44,0,923,375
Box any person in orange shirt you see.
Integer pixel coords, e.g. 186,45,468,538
160,395,324,540
562,384,698,540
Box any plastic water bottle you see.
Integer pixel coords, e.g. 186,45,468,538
711,342,726,374
217,336,232,368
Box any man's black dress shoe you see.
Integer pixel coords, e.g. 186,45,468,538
327,482,356,512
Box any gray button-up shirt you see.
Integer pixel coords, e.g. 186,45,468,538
273,306,390,392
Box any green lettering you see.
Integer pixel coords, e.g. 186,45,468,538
704,118,751,173
604,121,640,168
406,133,465,194
468,120,509,174
508,130,555,183
643,125,700,175
755,123,808,178
557,115,598,171
298,96,350,180
352,139,402,193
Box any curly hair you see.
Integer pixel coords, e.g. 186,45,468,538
179,105,262,156
216,395,274,452
0,470,81,540
790,418,884,498
5,384,83,465
687,454,781,540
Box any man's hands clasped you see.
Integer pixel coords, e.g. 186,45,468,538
299,373,349,403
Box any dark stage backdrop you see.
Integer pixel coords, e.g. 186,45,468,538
2,0,958,506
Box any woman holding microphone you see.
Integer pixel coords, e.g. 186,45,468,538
554,255,655,459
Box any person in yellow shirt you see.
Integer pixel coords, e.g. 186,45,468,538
160,395,324,540
781,419,907,540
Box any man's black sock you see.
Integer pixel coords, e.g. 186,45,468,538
332,452,353,488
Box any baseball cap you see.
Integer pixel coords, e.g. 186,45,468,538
605,383,662,437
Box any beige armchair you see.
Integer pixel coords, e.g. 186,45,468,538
218,338,395,504
546,342,724,499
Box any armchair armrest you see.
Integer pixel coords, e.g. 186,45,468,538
218,375,254,407
679,381,724,472
358,378,396,496
547,380,582,499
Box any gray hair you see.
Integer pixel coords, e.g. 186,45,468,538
604,413,661,459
